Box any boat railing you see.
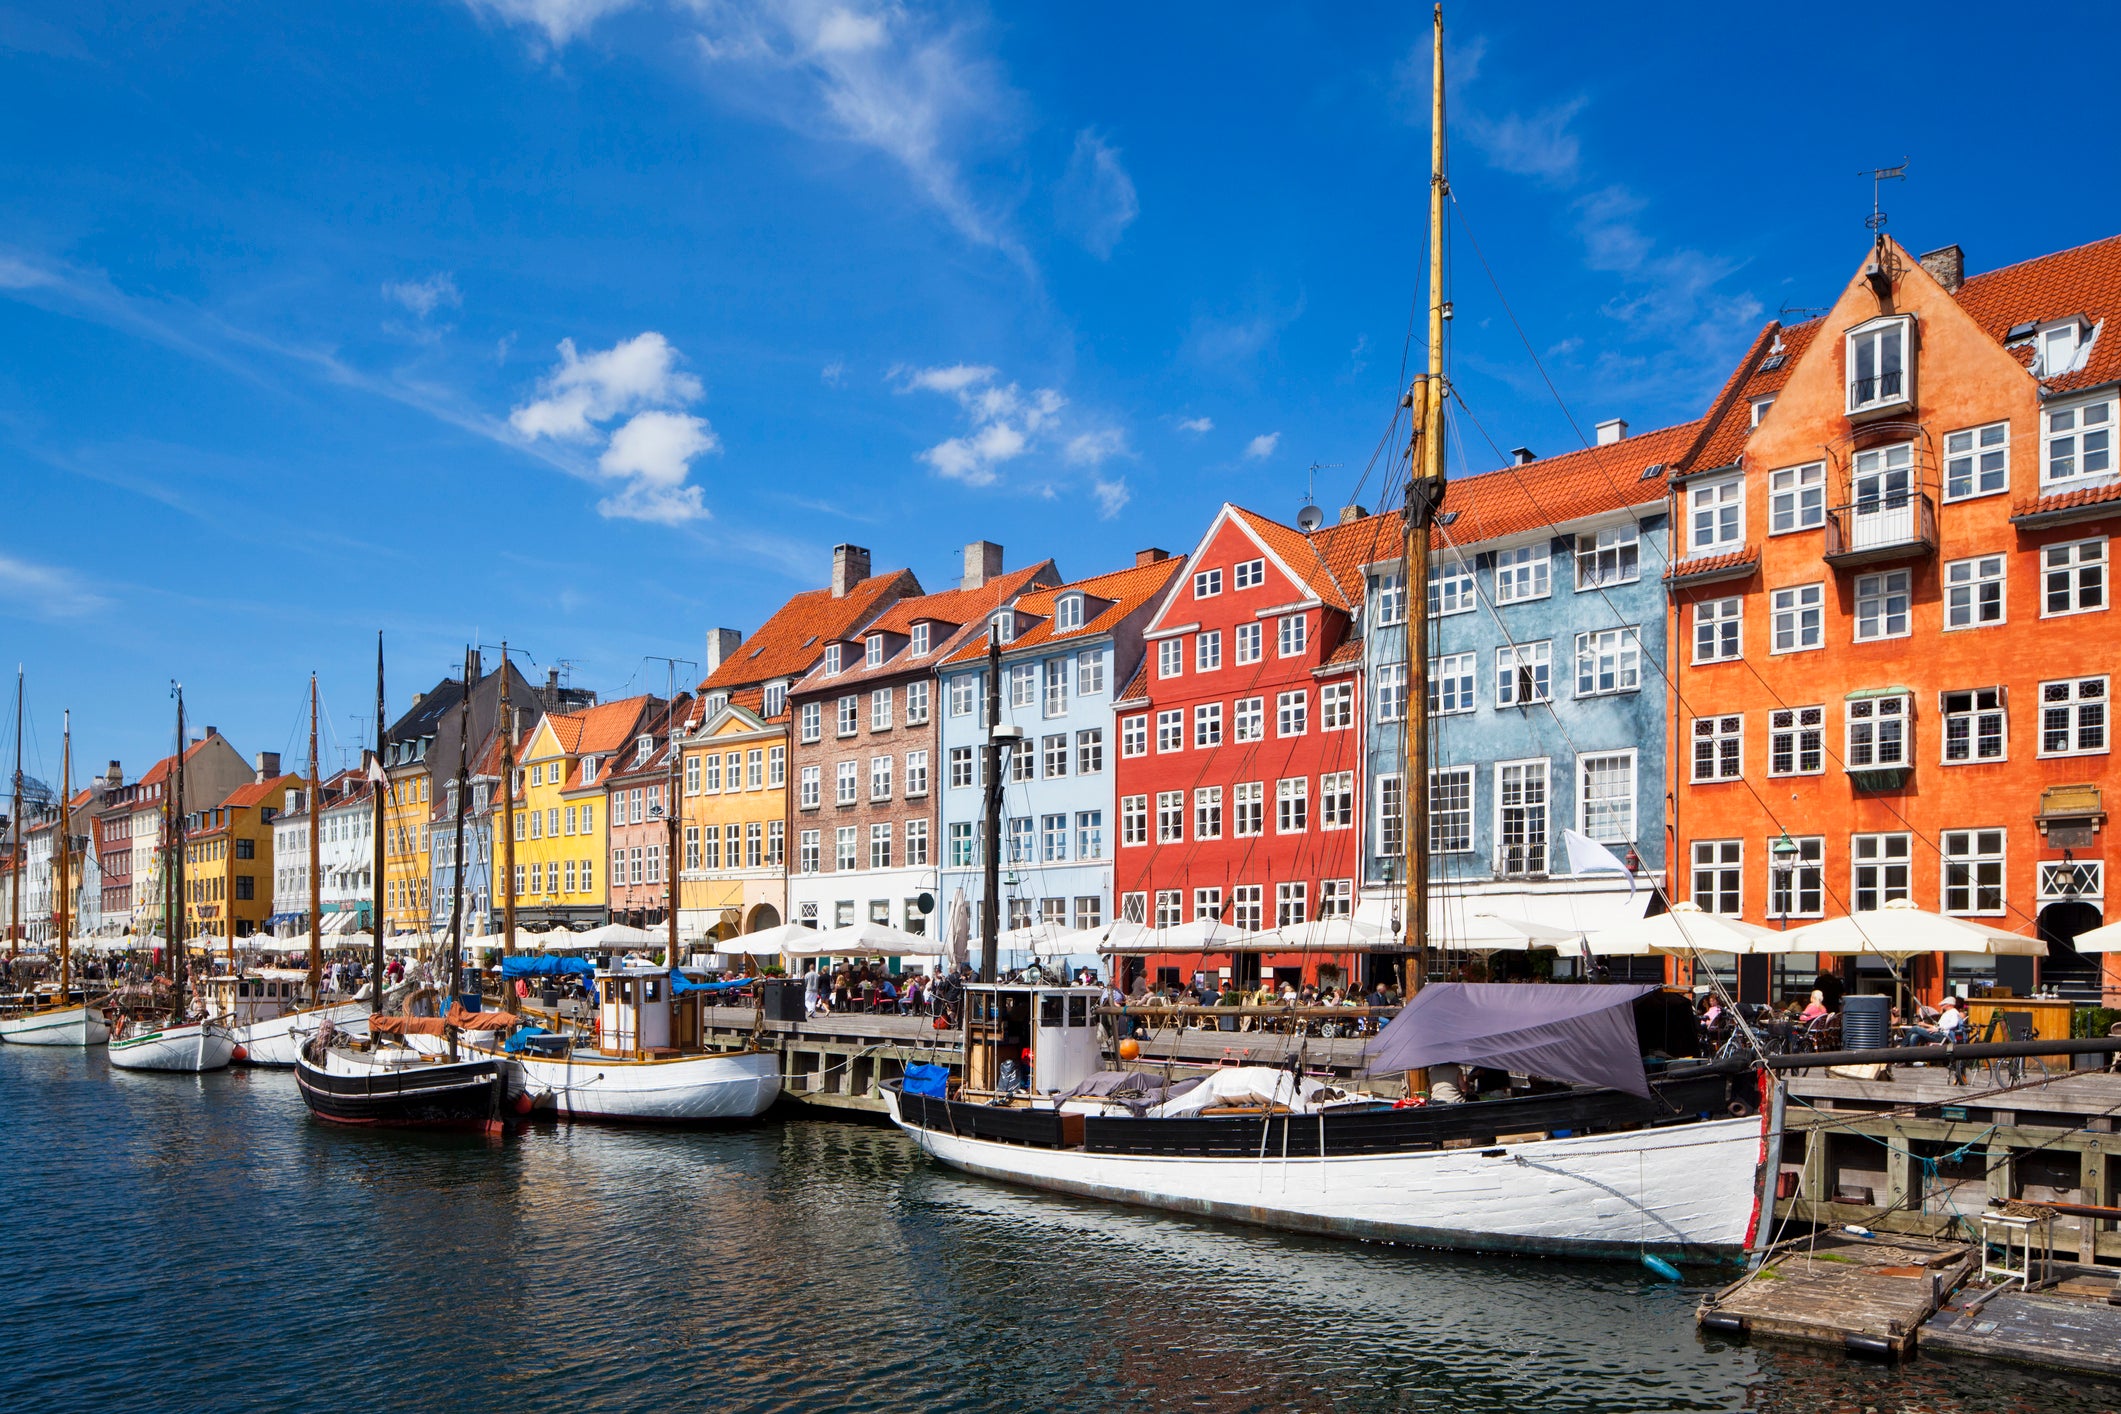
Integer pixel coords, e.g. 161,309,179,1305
1099,1002,1402,1037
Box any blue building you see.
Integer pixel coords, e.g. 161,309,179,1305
1361,421,1691,968
937,553,1184,949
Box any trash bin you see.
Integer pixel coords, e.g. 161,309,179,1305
1842,993,1891,1050
760,978,807,1023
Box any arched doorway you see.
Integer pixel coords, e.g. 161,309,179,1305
2038,900,2104,1003
744,902,782,933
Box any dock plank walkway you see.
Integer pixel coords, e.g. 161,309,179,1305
1699,1235,1972,1358
1924,1281,2121,1376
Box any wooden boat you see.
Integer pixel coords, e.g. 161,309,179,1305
295,1035,516,1128
4,709,107,1048
108,1015,237,1072
208,969,369,1066
0,990,109,1047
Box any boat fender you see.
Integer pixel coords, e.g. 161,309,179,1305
1700,1311,1747,1335
1842,1334,1895,1361
1841,1224,1875,1239
1640,1254,1682,1283
1392,1096,1427,1109
230,1044,249,1063
511,1091,534,1116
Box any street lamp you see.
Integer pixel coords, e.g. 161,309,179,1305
1770,832,1800,932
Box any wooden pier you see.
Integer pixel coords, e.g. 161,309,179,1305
1699,1232,1973,1358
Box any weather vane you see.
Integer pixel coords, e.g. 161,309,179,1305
1862,159,1908,233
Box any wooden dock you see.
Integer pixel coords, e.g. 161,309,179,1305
1923,1266,2121,1376
1698,1233,1973,1358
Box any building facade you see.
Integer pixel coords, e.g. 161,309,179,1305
605,698,691,929
126,730,249,940
182,764,300,941
511,695,662,929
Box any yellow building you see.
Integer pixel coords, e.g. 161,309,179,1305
379,680,477,936
511,695,659,928
184,772,303,942
678,702,788,938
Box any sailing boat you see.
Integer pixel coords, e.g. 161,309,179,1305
109,686,237,1071
0,709,109,1045
225,674,372,1065
879,5,1773,1265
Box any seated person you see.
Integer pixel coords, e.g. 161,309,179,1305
1903,995,1966,1045
1799,990,1830,1023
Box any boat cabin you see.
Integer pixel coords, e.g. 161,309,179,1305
961,982,1102,1097
206,969,314,1025
596,967,702,1058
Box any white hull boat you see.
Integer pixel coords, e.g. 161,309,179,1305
229,1002,373,1067
107,1019,238,1073
491,1042,780,1122
0,1003,109,1047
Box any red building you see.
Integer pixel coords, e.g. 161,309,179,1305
1114,504,1376,991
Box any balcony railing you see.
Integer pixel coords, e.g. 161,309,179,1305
1847,370,1905,412
1824,490,1937,567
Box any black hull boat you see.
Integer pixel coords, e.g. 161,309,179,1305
295,1044,513,1129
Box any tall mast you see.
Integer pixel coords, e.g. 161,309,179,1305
56,711,70,1001
308,673,323,1001
9,667,21,960
499,643,517,965
445,647,472,1059
1401,2,1447,1003
664,668,681,974
371,633,387,1017
171,688,187,1023
979,635,1003,984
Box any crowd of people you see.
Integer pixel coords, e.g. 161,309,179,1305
1691,972,1975,1056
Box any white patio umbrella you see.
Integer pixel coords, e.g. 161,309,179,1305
997,922,1072,960
945,889,972,969
1780,899,2044,956
2068,919,2121,953
723,921,821,957
1460,913,1585,950
571,922,660,948
1233,917,1398,952
792,919,940,957
1586,901,1789,958
1075,920,1158,954
1150,917,1246,951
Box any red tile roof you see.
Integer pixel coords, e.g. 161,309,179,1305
1679,320,1822,474
135,733,225,789
2010,478,2121,523
941,556,1184,666
221,774,303,810
700,570,919,697
1115,663,1149,703
1225,506,1360,608
1953,232,2121,397
1663,546,1760,584
1437,420,1699,549
796,563,1057,693
555,695,661,791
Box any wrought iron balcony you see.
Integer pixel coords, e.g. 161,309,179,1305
1823,490,1937,568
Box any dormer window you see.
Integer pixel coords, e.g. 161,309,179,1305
2044,396,2115,488
1055,594,1084,632
635,734,654,765
705,691,729,716
761,682,785,718
865,635,885,667
582,757,597,784
991,612,1015,645
824,643,842,675
1846,315,1911,415
2036,318,2095,379
1749,394,1776,427
911,623,930,656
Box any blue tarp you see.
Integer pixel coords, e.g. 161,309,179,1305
501,1025,550,1053
500,955,597,981
903,1063,949,1099
668,971,754,996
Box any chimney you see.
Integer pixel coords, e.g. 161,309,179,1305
104,761,122,789
203,726,218,741
705,628,741,674
961,540,1004,591
1511,446,1537,465
1918,244,1965,293
546,668,560,695
831,543,871,598
254,751,281,782
1134,548,1171,567
1594,419,1628,446
1338,504,1369,524
411,691,425,709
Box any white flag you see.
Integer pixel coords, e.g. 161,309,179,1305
365,751,388,784
1562,829,1635,897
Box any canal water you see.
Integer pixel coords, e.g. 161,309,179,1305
2,1047,2112,1414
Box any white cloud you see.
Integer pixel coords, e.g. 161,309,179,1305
1575,186,1761,340
383,272,462,320
1056,129,1139,258
820,359,845,386
0,552,107,618
1465,99,1586,183
512,333,715,521
1064,428,1128,467
1244,432,1280,461
1092,478,1129,519
465,0,641,47
899,362,996,395
896,362,1123,496
1176,416,1213,435
600,409,719,485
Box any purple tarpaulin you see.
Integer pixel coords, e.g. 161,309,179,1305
1364,983,1655,1098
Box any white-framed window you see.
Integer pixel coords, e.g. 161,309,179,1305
2035,318,2093,378
1040,813,1068,863
1375,662,1408,722
824,643,842,675
1768,583,1823,653
1320,878,1353,918
1194,786,1223,840
910,622,930,657
948,673,980,717
1942,554,2006,630
1766,835,1824,919
835,826,857,871
2040,677,2108,756
1156,791,1185,843
1278,614,1307,657
946,746,974,789
1692,839,1741,915
2044,397,2114,487
870,687,892,732
1076,728,1103,775
1235,557,1265,590
1429,766,1471,854
1276,777,1308,834
1120,795,1147,847
1750,394,1776,427
1010,662,1036,709
904,681,929,725
1156,710,1183,753
1233,780,1264,837
901,819,927,867
867,822,891,869
1193,701,1222,748
1043,657,1068,716
799,764,821,809
1373,773,1404,860
1768,706,1825,777
1577,751,1635,844
1688,474,1744,555
865,634,885,668
1574,523,1639,589
1077,650,1105,695
1942,687,2007,764
1320,771,1353,830
1195,630,1221,674
1846,315,1909,413
704,753,724,792
1234,695,1264,742
684,752,701,795
1941,829,2006,916
769,744,786,787
1373,571,1407,625
835,760,857,805
1042,733,1067,778
1276,689,1308,737
946,822,976,867
1275,881,1308,928
904,749,928,796
1574,627,1640,697
1054,594,1084,632
991,612,1015,645
1430,653,1474,715
762,682,786,718
1076,811,1103,861
1120,715,1147,757
1010,741,1034,782
1846,693,1913,770
1494,760,1548,876
1495,641,1552,707
1153,891,1182,928
1231,885,1263,933
2042,538,2107,617
1768,462,1825,534
1692,714,1742,782
1493,543,1550,603
1193,567,1223,599
1429,554,1475,616
1693,597,1741,664
1852,832,1912,912
1854,570,1911,641
799,829,820,875
1234,621,1262,664
2038,859,2104,904
836,695,859,736
868,755,892,801
1157,638,1183,678
1321,680,1353,730
1944,423,2009,501
1006,817,1033,864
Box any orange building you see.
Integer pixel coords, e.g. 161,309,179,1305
1667,233,2121,1005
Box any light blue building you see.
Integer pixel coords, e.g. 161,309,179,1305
937,554,1184,950
1362,422,1688,969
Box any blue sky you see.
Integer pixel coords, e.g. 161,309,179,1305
6,0,2121,781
